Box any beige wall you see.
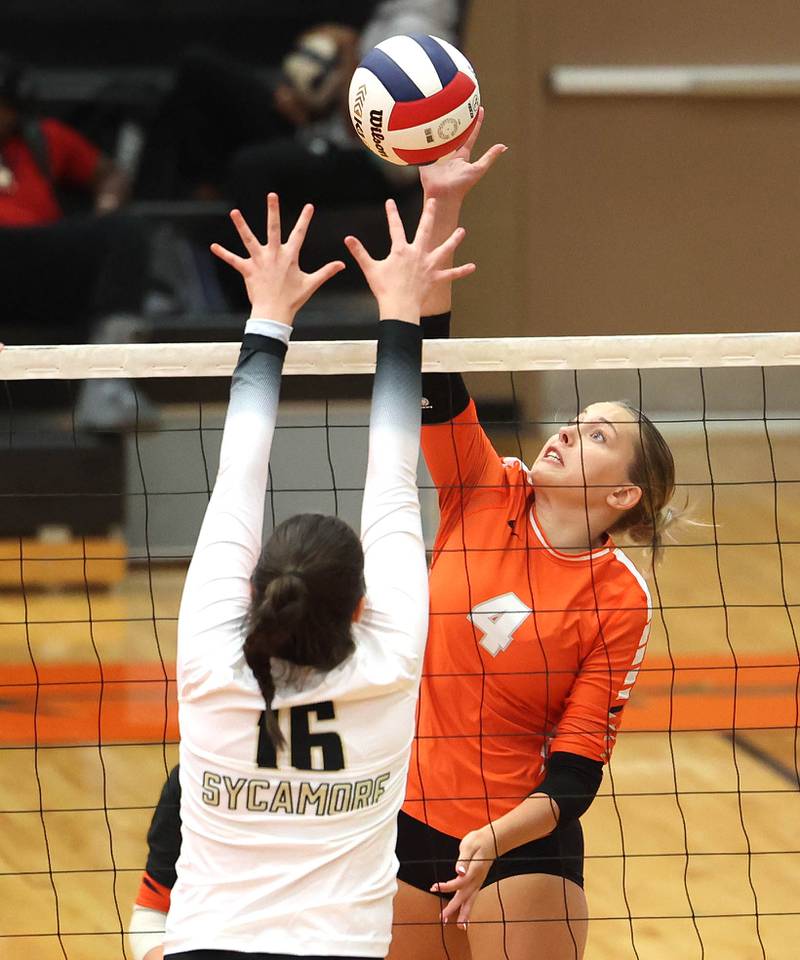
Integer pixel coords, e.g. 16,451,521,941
458,0,800,337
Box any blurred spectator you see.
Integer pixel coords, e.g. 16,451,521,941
0,52,154,430
138,19,362,198
142,1,462,307
228,21,404,224
230,1,462,282
137,1,462,207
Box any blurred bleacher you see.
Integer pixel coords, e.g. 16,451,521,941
2,1,372,69
1,2,417,574
2,0,415,349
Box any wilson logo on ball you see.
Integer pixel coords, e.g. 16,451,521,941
369,109,387,157
348,33,481,166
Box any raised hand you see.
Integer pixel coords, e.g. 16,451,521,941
419,107,507,203
211,193,345,326
414,109,505,316
344,198,475,325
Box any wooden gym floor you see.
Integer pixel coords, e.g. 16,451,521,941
0,410,798,960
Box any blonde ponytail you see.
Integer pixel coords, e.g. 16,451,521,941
609,402,676,564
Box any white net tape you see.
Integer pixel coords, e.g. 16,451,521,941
0,331,798,379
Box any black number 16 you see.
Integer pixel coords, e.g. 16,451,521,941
257,700,345,772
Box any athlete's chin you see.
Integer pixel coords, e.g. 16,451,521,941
530,461,571,488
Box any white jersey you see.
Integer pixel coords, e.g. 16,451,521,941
164,320,428,958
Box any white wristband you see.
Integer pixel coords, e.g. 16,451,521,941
127,904,167,960
245,318,292,345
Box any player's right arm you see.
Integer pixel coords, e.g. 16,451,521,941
414,111,508,536
345,198,474,654
178,196,344,682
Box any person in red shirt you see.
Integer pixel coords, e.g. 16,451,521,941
389,113,677,960
0,53,151,428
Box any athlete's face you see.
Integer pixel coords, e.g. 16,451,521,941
531,402,643,513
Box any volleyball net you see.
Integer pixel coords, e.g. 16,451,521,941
0,332,798,960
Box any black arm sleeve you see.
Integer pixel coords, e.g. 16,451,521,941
145,765,182,889
533,751,604,823
420,311,470,424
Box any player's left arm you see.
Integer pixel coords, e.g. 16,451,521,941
433,597,651,927
346,198,474,659
178,196,344,682
548,599,652,762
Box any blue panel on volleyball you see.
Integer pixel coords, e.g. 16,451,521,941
360,47,425,101
408,34,458,87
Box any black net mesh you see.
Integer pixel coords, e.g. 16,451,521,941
0,358,798,959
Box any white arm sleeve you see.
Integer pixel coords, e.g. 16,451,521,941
360,321,428,663
177,322,290,691
127,904,167,960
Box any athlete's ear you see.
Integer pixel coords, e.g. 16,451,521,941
606,484,642,514
351,595,367,623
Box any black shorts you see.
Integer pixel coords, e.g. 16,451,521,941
166,953,379,960
395,810,584,892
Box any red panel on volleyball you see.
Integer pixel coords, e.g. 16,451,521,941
394,115,478,165
388,72,476,131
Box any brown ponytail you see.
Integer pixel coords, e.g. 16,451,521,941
243,573,309,749
244,514,364,749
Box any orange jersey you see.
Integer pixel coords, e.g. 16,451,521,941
403,401,651,836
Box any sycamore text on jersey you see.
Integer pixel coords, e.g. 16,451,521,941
201,769,391,816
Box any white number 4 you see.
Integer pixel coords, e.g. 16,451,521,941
468,593,531,657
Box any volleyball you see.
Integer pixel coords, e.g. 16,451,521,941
348,34,480,166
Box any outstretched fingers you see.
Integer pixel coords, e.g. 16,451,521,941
229,209,261,258
412,197,437,247
210,242,248,274
430,224,466,264
436,261,476,284
343,234,375,273
287,203,315,254
266,192,282,246
384,198,408,248
306,259,346,294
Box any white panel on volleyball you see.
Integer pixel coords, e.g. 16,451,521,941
388,95,479,153
374,35,446,96
349,66,405,165
432,36,478,84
